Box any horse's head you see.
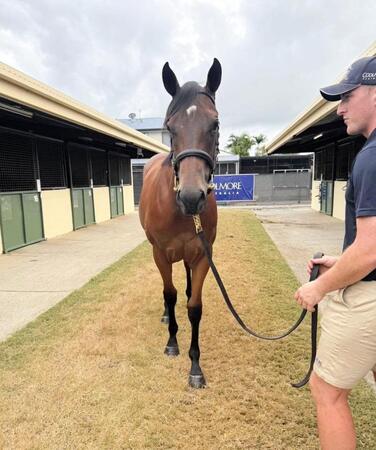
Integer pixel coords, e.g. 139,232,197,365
163,58,222,216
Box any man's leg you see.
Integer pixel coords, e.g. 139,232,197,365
310,372,355,450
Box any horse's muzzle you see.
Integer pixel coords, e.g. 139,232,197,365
176,188,207,215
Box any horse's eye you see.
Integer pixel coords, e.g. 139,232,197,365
211,121,219,133
167,125,176,136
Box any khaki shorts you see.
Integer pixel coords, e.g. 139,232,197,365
314,281,376,389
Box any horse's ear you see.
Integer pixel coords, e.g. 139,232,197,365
162,62,180,97
206,58,222,94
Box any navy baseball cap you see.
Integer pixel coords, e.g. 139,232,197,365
320,56,376,101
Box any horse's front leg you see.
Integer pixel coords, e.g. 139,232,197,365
184,260,192,300
187,256,210,388
152,247,179,356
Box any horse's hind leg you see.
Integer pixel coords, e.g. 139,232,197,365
184,261,192,300
153,247,179,356
187,256,209,388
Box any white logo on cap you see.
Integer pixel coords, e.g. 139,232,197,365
362,72,376,80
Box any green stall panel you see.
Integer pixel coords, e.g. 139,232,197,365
117,187,124,215
110,186,124,217
23,193,44,243
72,189,85,229
110,187,117,218
0,192,44,252
72,188,95,229
0,194,25,251
320,181,333,216
83,189,95,225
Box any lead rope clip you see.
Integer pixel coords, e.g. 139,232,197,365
193,214,203,234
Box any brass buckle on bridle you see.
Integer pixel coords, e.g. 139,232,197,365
173,173,180,192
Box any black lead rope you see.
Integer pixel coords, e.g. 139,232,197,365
291,252,322,388
193,215,322,387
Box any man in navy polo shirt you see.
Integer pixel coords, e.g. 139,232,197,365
294,55,376,450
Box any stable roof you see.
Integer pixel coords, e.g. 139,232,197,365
0,62,168,155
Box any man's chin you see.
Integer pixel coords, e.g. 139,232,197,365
345,124,356,135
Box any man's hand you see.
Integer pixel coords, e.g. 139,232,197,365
294,280,326,312
307,255,338,277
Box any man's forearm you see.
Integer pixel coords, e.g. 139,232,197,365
315,241,376,294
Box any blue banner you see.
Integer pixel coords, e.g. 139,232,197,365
213,174,254,202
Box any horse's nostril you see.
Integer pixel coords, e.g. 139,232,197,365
177,188,207,215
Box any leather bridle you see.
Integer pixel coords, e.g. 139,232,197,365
167,91,219,192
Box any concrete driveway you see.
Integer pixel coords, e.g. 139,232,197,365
251,205,344,284
0,212,146,341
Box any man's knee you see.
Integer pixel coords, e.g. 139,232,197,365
309,372,350,406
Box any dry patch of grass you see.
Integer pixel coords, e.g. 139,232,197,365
0,210,375,449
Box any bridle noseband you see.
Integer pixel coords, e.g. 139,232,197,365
171,148,217,193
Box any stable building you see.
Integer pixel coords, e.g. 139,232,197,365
119,116,170,147
0,62,168,253
266,42,376,220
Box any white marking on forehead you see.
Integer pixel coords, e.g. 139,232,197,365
186,105,197,117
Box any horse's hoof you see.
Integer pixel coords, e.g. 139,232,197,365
161,315,169,324
189,374,206,389
164,346,179,357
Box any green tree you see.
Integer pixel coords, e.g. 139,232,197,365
254,133,267,156
226,133,267,157
225,133,255,156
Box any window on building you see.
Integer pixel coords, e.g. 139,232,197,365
314,144,335,181
91,149,107,186
109,153,120,186
69,144,90,188
37,138,67,189
120,157,131,185
0,131,36,192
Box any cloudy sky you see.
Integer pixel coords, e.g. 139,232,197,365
0,0,375,149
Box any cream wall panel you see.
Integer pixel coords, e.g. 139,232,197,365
41,190,73,239
123,185,135,214
333,181,347,221
93,187,111,223
311,180,321,211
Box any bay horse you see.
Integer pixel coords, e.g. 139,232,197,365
139,59,222,388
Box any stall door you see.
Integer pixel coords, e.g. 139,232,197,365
69,144,95,230
0,131,44,252
110,186,124,217
72,188,95,230
109,152,125,218
320,181,333,215
0,192,44,252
